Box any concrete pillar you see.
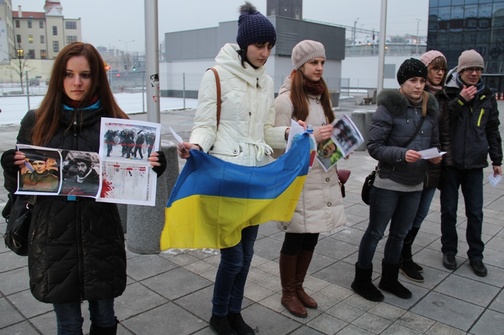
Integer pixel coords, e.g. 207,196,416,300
351,109,375,151
126,140,179,254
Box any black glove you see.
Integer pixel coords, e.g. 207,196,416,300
1,149,18,175
152,151,167,177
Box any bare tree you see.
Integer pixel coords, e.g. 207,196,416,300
8,49,29,94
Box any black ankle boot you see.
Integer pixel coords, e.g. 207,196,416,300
228,312,255,335
210,316,237,335
351,263,384,302
89,317,118,335
379,260,412,299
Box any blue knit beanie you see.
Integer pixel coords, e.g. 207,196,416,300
236,2,276,50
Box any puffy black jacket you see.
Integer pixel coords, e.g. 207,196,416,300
368,90,440,185
10,107,126,303
443,72,502,169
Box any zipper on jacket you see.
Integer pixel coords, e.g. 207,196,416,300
477,108,485,127
76,202,85,302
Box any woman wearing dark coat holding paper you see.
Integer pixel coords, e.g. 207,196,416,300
0,42,166,335
351,58,441,302
274,40,346,318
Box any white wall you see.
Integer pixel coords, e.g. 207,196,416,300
342,55,418,90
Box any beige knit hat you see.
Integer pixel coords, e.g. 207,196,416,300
291,40,326,69
457,49,484,73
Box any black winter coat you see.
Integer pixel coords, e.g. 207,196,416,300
443,73,503,169
7,107,127,304
368,90,440,185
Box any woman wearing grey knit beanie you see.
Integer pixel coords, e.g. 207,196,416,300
273,40,347,318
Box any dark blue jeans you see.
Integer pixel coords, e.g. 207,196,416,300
212,225,258,317
357,186,422,268
440,167,484,260
53,298,115,335
412,186,437,229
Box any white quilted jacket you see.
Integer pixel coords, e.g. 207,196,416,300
189,43,287,167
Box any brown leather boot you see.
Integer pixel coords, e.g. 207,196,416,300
279,253,307,318
295,250,317,309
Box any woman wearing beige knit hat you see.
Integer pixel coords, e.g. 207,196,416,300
273,40,347,318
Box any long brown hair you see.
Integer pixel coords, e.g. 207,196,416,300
289,69,334,123
32,42,128,145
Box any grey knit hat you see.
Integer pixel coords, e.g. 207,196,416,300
457,49,484,73
397,58,427,85
236,2,276,50
291,40,326,69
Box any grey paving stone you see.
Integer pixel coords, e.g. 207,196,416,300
121,302,205,335
115,282,169,320
0,297,25,328
5,289,53,319
326,301,366,323
307,313,348,334
411,291,484,332
434,274,499,307
126,253,178,281
352,311,393,334
469,309,504,335
0,266,29,295
140,267,212,300
489,290,504,313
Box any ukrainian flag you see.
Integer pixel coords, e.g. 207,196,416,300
160,133,310,250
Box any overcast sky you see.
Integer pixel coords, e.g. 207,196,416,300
12,0,429,53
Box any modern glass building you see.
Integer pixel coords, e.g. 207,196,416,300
427,0,504,93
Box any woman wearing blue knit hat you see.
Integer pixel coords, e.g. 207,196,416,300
178,2,294,335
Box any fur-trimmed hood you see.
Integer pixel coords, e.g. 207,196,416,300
377,89,438,118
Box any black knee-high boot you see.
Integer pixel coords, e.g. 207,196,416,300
400,227,424,282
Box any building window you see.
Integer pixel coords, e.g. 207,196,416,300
53,41,59,53
15,20,20,28
40,35,45,44
52,26,58,36
28,50,35,59
65,21,77,29
40,50,47,59
28,20,32,28
39,20,44,29
66,36,78,44
16,35,21,44
28,35,34,43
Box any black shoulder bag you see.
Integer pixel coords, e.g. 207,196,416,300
4,194,35,256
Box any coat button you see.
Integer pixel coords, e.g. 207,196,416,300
327,202,332,207
325,177,330,182
233,149,238,154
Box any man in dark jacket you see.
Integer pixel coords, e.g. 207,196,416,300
440,49,503,277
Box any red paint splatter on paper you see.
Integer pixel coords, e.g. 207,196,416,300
101,179,114,198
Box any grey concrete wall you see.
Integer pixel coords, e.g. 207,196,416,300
126,140,179,254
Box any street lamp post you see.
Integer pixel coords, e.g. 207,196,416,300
118,39,134,70
416,19,421,55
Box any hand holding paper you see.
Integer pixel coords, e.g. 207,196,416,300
418,148,446,159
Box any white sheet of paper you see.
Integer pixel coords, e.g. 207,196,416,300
169,127,184,145
488,173,502,187
419,148,446,159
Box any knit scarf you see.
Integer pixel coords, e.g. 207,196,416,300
303,79,324,96
426,81,443,94
62,95,100,110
